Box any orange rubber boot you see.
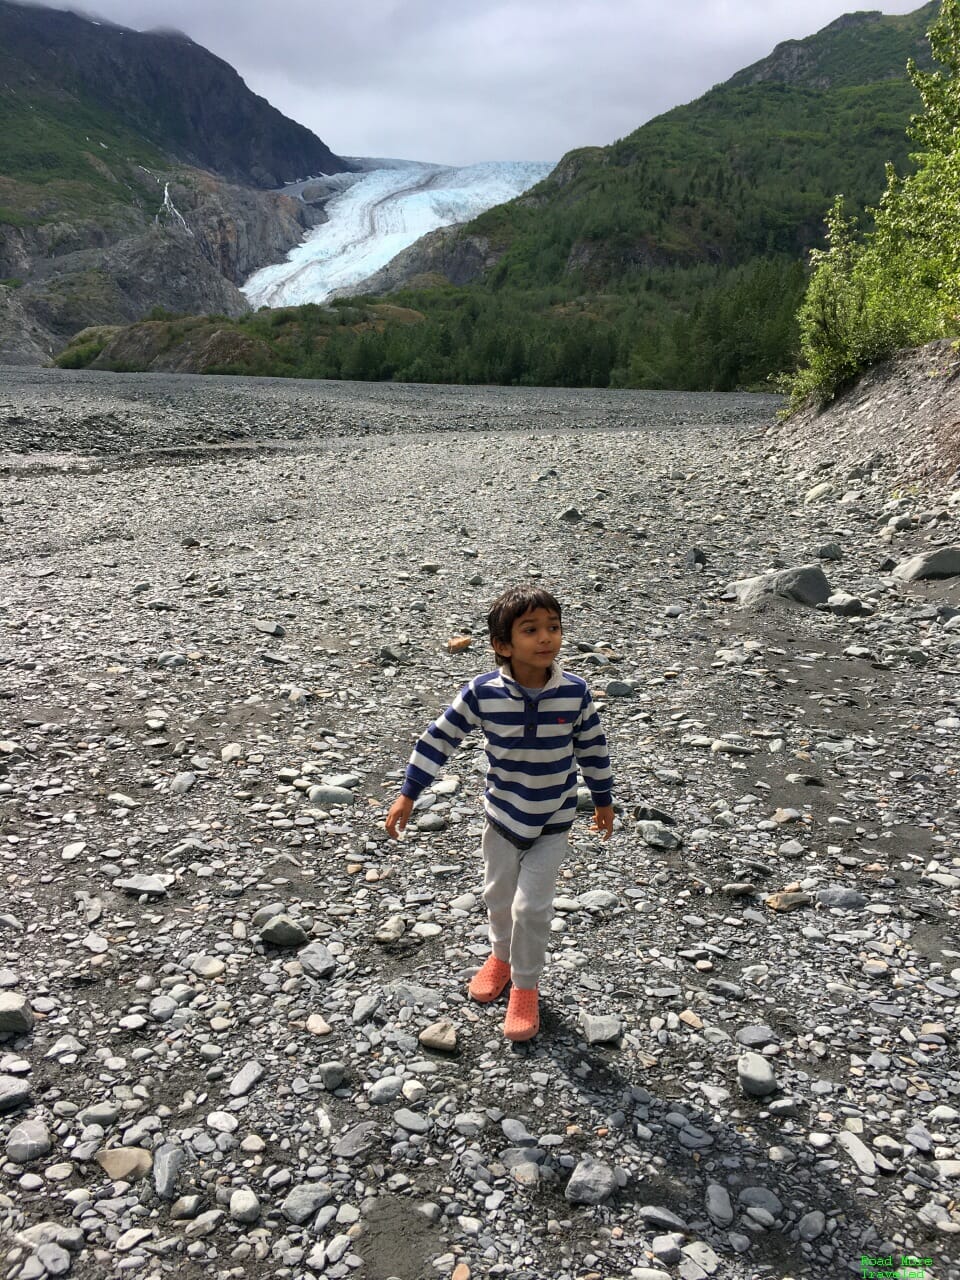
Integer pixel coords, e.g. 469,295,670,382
503,986,539,1041
468,955,511,1003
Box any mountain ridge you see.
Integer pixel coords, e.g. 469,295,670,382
0,0,348,188
391,3,938,294
0,0,349,361
727,5,936,89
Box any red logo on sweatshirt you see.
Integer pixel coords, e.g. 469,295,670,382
558,717,566,723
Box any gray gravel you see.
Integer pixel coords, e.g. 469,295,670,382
1,367,959,1280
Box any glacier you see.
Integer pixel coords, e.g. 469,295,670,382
241,157,555,309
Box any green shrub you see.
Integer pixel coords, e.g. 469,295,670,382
787,0,960,408
147,305,182,321
56,339,106,369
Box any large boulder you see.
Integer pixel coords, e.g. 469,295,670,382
892,547,960,582
725,563,831,608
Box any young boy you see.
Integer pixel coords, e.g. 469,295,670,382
385,584,615,1042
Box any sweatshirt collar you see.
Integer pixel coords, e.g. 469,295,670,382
497,659,561,697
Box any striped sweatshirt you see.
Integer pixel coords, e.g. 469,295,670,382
401,660,614,849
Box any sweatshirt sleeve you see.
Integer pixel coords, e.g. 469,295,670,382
401,681,482,800
573,686,614,807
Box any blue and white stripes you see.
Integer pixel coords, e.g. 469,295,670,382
401,661,614,847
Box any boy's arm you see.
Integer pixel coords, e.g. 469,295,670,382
401,682,482,800
573,686,614,807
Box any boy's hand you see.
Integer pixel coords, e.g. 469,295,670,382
590,805,614,842
385,795,414,840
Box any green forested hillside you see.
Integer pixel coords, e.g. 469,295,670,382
473,81,923,281
0,92,170,228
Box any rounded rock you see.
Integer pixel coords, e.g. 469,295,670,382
230,1187,261,1223
738,1052,778,1097
564,1156,618,1205
259,915,308,947
6,1118,52,1162
0,992,35,1033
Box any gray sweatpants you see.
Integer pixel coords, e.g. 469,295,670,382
481,818,569,989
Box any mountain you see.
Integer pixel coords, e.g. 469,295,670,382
383,4,938,293
14,1,946,389
0,0,350,361
0,1,346,187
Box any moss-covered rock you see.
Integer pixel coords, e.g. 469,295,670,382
85,319,274,375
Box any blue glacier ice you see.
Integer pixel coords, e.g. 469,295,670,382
241,157,555,308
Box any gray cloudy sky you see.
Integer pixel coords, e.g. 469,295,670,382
70,0,927,166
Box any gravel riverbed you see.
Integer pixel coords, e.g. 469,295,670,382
0,369,958,1280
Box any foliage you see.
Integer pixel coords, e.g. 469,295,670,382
147,305,190,322
473,79,922,288
788,0,960,407
0,91,167,220
56,337,109,368
0,206,33,228
57,261,806,390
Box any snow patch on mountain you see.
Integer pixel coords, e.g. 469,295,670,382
241,158,554,308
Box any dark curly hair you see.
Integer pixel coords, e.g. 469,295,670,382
487,584,563,658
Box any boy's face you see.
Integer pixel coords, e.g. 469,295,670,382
494,606,563,670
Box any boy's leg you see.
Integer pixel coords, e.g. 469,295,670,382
481,819,521,964
509,829,569,989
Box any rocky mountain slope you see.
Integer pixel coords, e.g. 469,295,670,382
0,0,346,188
728,6,937,90
335,226,501,298
774,338,960,483
0,0,348,363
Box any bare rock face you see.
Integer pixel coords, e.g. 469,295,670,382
0,225,34,281
2,152,323,366
171,172,326,286
16,225,250,344
4,171,327,361
101,227,252,320
337,226,502,297
0,288,56,365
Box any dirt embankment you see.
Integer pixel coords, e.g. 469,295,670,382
775,339,960,486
